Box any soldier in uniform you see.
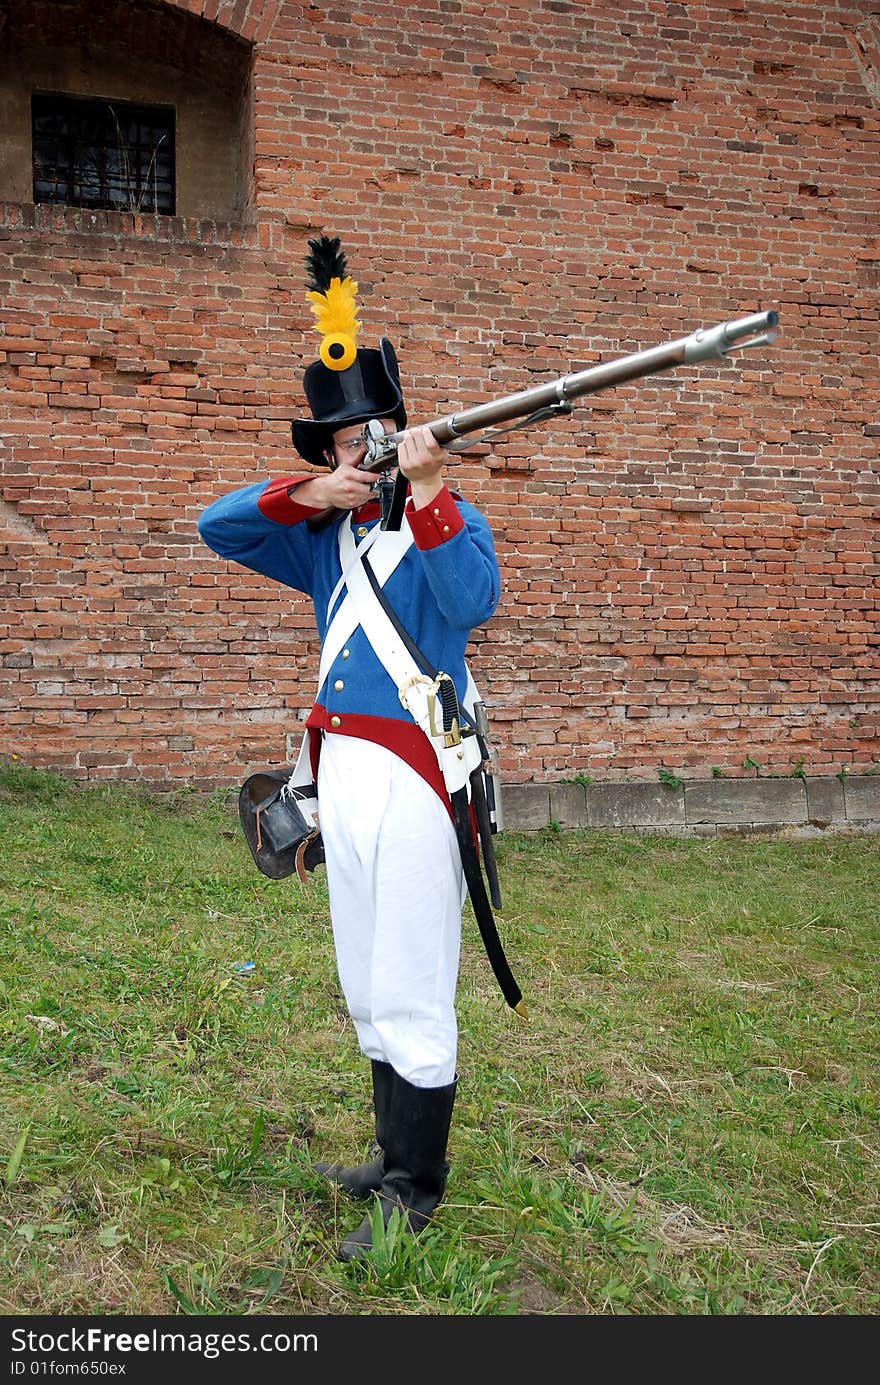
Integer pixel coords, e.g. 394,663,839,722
198,238,502,1261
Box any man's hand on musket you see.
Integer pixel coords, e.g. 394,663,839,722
289,459,376,512
397,423,449,510
288,418,396,511
290,419,449,516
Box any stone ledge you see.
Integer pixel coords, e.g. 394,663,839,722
504,776,880,835
551,781,685,828
0,200,257,248
843,775,880,823
502,783,550,831
685,779,805,826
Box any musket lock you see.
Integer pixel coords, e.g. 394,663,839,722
364,417,400,467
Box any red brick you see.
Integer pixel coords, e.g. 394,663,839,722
1,0,878,788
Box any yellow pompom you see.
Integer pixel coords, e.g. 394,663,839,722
319,333,357,371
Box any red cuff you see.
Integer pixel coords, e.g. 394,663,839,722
258,476,323,525
406,485,465,549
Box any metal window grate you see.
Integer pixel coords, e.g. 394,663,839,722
32,93,175,214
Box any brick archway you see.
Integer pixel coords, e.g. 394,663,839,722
158,0,286,45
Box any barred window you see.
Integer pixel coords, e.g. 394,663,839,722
32,93,175,214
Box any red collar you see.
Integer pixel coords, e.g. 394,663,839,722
352,501,382,524
352,482,413,526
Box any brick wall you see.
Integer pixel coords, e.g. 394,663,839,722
1,0,878,789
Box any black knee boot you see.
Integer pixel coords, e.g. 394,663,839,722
338,1070,457,1262
314,1059,393,1198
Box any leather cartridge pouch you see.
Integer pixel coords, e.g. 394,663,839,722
238,769,324,882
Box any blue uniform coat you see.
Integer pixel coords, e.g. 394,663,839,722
198,477,501,803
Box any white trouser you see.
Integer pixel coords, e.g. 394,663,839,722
317,733,464,1088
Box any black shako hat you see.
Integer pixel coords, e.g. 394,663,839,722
290,236,407,467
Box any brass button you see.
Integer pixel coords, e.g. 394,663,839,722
442,524,450,533
433,507,441,516
334,679,344,691
342,648,350,659
330,715,341,728
356,525,368,538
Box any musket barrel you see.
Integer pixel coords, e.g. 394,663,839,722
430,339,688,444
683,309,779,363
306,308,779,529
388,308,779,452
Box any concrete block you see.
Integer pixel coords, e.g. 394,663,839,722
805,777,846,826
550,782,588,827
500,775,880,838
685,779,806,825
586,782,685,827
503,783,550,831
843,775,880,823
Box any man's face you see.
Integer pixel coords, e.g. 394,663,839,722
329,418,396,468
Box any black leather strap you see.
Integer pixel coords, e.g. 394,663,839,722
451,784,525,1015
378,469,409,531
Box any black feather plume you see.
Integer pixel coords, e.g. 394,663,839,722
304,235,349,292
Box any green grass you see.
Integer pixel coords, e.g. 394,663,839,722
1,761,878,1315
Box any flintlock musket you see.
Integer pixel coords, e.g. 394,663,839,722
307,308,779,532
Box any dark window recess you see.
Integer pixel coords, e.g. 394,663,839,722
32,94,175,214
